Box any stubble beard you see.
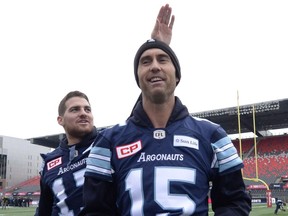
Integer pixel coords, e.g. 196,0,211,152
68,125,93,139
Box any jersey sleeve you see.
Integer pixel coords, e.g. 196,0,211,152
79,177,118,216
37,175,54,216
210,169,251,215
84,133,113,182
80,130,119,215
211,127,244,174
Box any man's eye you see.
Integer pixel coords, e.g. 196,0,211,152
159,57,169,63
142,60,150,65
141,57,152,65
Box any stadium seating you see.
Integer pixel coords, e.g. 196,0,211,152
233,135,288,200
233,135,288,185
0,175,40,196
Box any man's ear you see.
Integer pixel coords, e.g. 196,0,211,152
57,116,63,126
176,77,180,84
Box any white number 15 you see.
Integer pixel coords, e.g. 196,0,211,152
126,167,196,216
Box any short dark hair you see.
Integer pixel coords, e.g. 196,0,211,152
58,91,90,116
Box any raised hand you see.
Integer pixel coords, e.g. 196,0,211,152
151,4,175,45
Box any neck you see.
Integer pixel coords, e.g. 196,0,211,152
143,96,175,128
66,135,82,146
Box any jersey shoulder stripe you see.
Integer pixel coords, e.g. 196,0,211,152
85,146,112,181
212,136,243,172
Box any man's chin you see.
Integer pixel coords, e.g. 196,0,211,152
74,127,93,136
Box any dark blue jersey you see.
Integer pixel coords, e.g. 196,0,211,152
36,127,97,216
81,98,251,216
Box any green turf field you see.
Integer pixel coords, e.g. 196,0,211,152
0,206,37,216
208,204,285,216
249,204,286,216
0,204,284,215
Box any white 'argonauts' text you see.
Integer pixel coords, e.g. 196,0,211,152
57,158,86,175
137,152,184,162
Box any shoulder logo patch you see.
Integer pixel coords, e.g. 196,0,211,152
47,157,62,170
116,140,142,159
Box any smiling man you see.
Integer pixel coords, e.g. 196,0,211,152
80,39,251,215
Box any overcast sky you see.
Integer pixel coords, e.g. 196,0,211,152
0,0,287,139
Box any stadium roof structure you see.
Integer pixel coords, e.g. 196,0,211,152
29,98,288,148
192,97,288,137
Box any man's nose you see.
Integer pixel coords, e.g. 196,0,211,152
150,60,161,72
79,108,88,115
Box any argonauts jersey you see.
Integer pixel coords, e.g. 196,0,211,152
84,98,245,215
36,127,97,216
